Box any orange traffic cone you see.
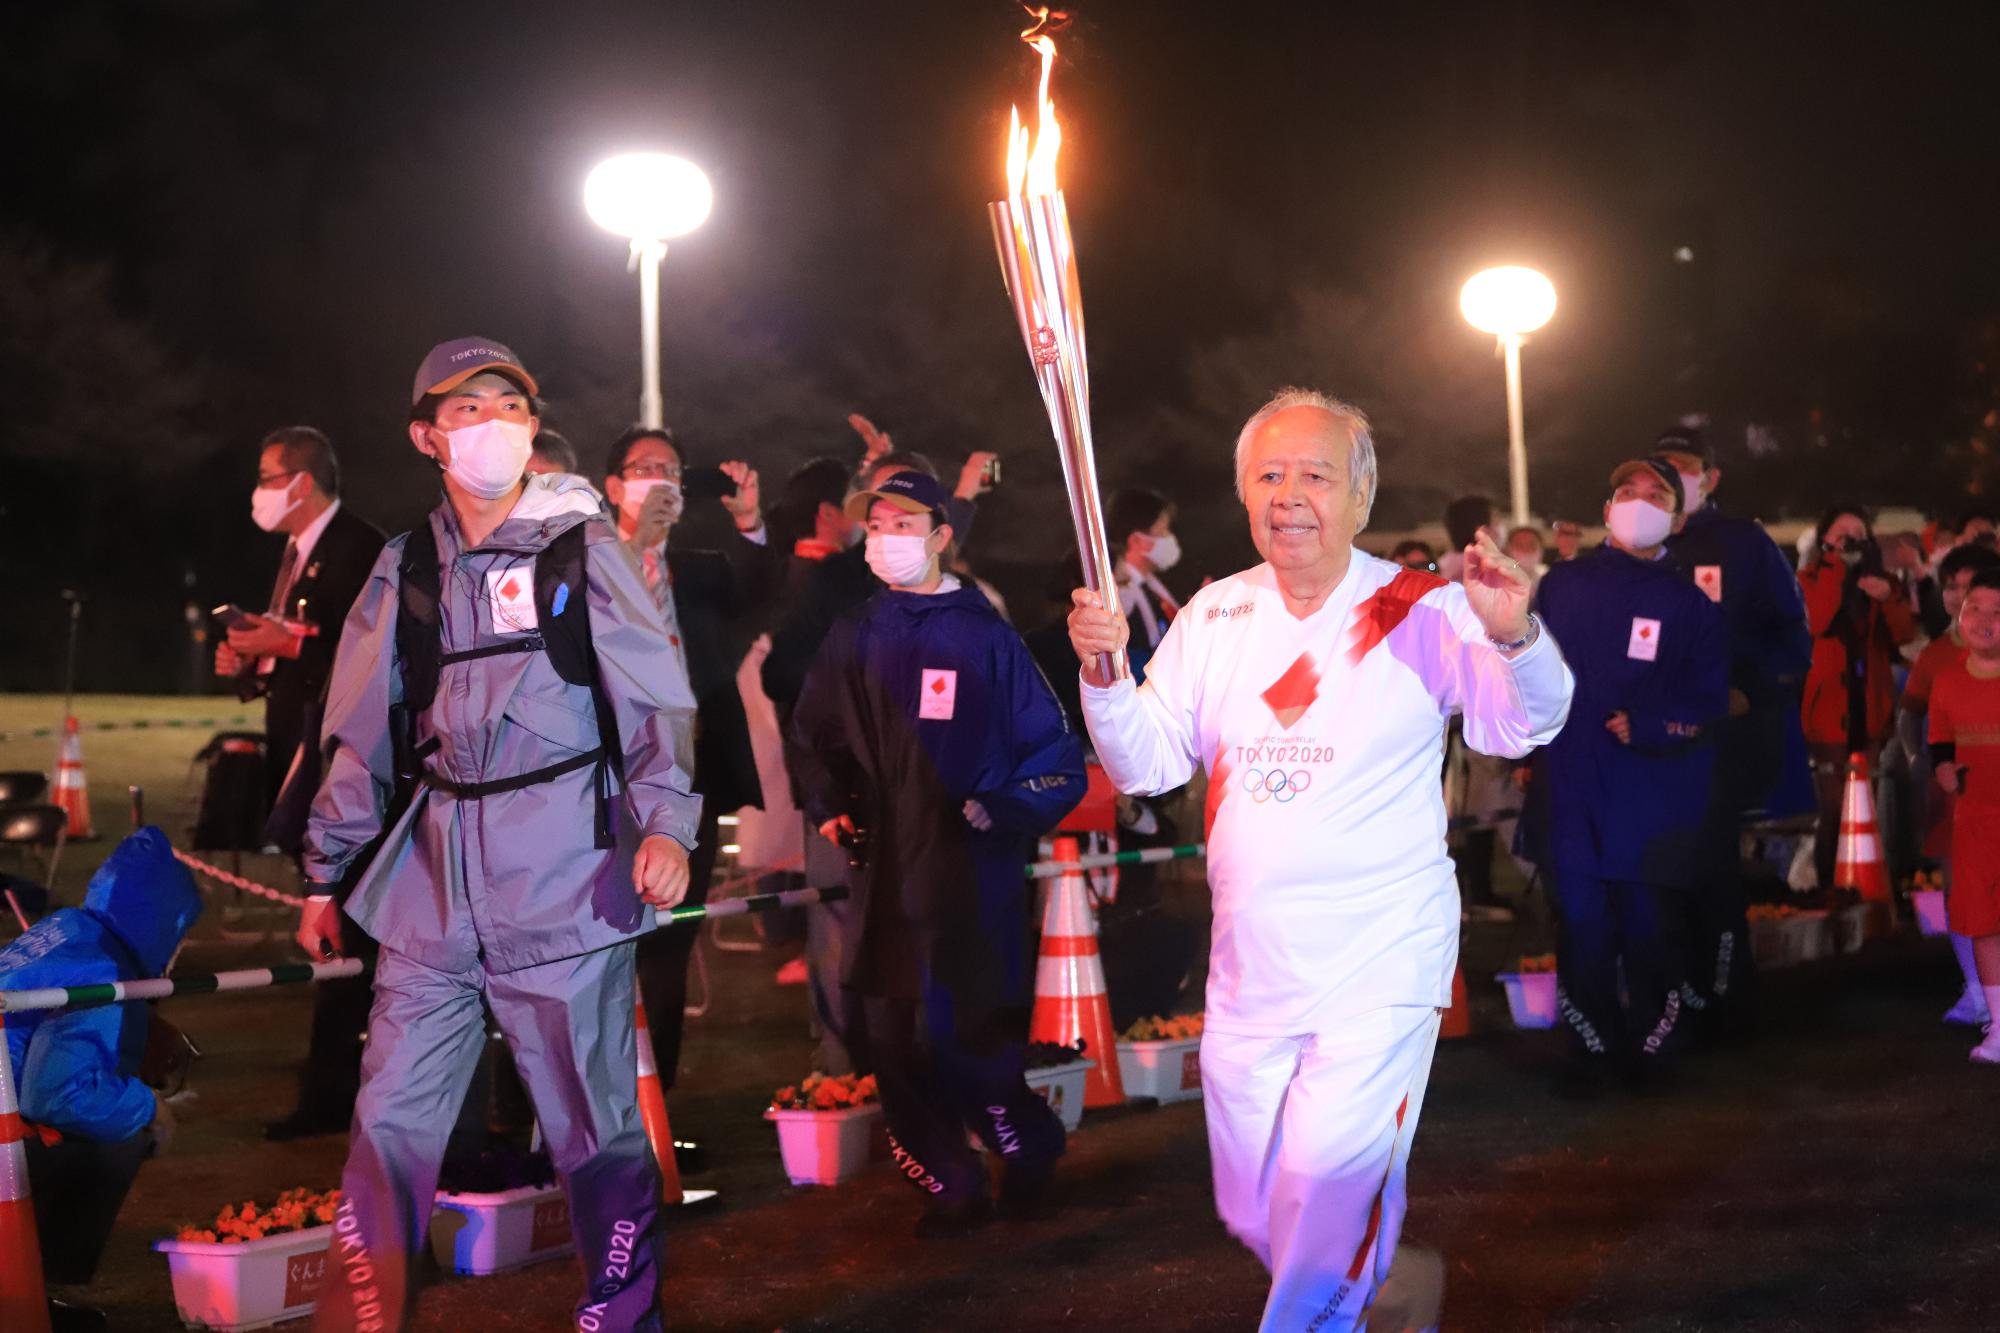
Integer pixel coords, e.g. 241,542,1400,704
1834,752,1891,903
632,998,683,1205
53,717,93,840
1439,964,1471,1039
1030,836,1126,1108
0,1015,53,1333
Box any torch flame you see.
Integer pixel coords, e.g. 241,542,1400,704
1006,10,1066,199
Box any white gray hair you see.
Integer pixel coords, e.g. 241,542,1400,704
1232,388,1378,529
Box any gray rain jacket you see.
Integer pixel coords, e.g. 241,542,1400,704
303,474,701,974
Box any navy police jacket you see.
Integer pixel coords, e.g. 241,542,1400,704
1531,544,1730,888
791,581,1085,1012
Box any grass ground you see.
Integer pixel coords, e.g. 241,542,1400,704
9,697,1999,1330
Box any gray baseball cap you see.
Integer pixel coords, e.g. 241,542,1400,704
411,337,540,405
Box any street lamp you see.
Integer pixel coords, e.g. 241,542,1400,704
584,153,713,429
1459,265,1556,529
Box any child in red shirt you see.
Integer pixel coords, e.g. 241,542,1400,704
1901,547,2000,1025
1928,569,2000,1062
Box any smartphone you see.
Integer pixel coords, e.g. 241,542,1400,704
981,456,1002,488
211,603,256,632
681,466,739,501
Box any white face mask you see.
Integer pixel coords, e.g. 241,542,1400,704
250,477,302,532
1679,473,1704,514
1143,531,1182,573
438,418,533,499
1606,498,1675,551
865,531,936,587
616,475,682,521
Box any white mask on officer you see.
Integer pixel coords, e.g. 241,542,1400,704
439,418,533,499
1606,498,1675,551
250,476,302,532
866,532,937,588
1143,531,1182,573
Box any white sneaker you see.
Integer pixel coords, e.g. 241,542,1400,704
1944,991,1992,1026
1969,1033,2000,1064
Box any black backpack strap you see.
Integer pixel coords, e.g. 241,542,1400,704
392,520,445,807
535,522,624,849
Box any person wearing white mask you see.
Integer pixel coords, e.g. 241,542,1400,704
1108,487,1185,685
217,425,388,1146
1526,457,1729,1096
601,424,778,1105
791,468,1086,1237
296,337,700,1332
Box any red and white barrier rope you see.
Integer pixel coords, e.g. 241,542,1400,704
171,849,308,910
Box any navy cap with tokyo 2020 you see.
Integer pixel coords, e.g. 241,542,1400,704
1651,424,1716,470
845,470,951,523
1608,457,1687,514
412,337,540,405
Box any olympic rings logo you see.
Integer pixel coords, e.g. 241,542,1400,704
1242,768,1312,804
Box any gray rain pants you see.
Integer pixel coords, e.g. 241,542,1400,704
313,941,662,1333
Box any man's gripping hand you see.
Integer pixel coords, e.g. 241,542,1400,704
296,897,345,961
634,834,692,908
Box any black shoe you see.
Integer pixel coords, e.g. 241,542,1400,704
913,1195,993,1239
998,1158,1059,1221
672,1138,708,1176
262,1111,348,1142
48,1297,110,1332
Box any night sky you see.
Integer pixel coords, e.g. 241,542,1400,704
5,0,1998,689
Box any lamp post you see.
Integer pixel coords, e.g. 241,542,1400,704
584,153,713,429
1459,265,1556,529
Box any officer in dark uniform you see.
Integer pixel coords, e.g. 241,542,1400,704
1654,427,1813,1037
1530,458,1729,1094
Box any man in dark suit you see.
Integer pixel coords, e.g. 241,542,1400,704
215,424,385,1140
604,425,777,1092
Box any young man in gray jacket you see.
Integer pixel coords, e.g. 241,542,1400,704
296,338,699,1333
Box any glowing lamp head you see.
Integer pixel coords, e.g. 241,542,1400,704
584,153,713,243
1459,266,1557,338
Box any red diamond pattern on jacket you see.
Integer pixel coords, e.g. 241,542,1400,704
499,575,522,601
1261,652,1321,730
931,676,947,694
1345,568,1447,665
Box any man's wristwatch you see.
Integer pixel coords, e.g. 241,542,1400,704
1487,614,1541,654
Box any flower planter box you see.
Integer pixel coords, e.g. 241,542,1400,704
1117,1037,1204,1103
430,1183,575,1276
1912,888,1948,937
765,1102,883,1186
153,1224,332,1332
1024,1058,1095,1132
1779,910,1832,966
1831,901,1890,954
1749,917,1788,969
1494,972,1559,1030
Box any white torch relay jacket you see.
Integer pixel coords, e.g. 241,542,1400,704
1080,551,1574,1036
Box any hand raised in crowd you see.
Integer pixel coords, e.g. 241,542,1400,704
848,413,893,466
634,834,692,908
1462,526,1534,643
631,479,685,550
956,450,999,500
963,799,993,832
719,460,763,531
1855,574,1894,602
296,897,345,961
214,642,244,677
1605,711,1632,745
226,613,301,661
1067,586,1131,690
1937,763,1964,796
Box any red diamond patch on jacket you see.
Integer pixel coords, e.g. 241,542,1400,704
1261,652,1321,730
499,575,522,601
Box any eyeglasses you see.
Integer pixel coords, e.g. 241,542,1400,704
621,462,683,482
256,469,301,487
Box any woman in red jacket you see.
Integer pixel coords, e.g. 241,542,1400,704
1799,504,1917,889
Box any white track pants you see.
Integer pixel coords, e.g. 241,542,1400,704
1202,1005,1441,1333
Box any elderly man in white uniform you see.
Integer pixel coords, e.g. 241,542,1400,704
1068,389,1574,1331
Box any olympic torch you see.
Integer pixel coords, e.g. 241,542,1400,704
989,13,1128,682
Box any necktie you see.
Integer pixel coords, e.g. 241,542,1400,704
268,540,300,616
